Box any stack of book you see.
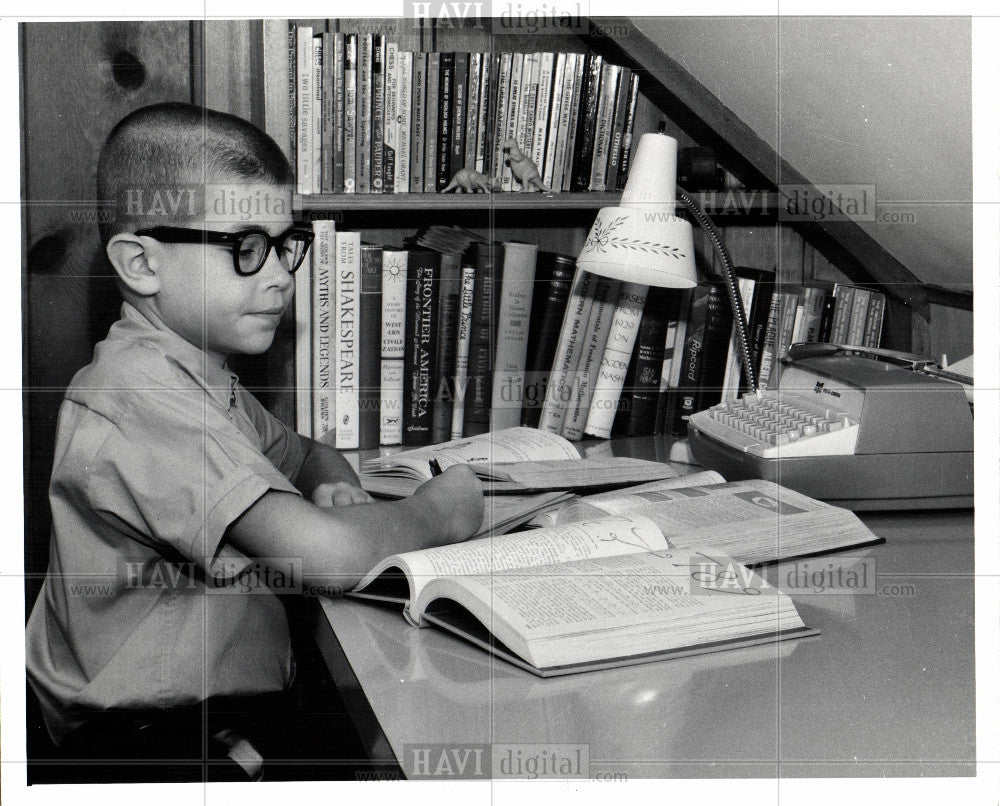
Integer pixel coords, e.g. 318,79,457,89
296,223,885,448
287,23,641,194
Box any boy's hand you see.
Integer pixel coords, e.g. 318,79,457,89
411,465,484,545
311,482,375,508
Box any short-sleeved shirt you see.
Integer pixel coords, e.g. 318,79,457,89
25,302,308,744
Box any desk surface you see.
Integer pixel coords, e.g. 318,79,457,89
316,438,975,779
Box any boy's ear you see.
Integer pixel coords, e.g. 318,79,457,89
106,233,161,296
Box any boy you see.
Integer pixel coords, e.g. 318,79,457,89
25,103,483,780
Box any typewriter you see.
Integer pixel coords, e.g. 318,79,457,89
687,344,974,510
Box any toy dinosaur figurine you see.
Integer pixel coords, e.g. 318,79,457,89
502,138,551,192
442,167,498,193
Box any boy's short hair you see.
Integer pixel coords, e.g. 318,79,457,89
96,102,293,246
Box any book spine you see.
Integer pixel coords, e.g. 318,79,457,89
370,35,385,193
357,35,372,193
584,281,648,439
396,50,412,193
382,40,397,194
482,53,501,177
817,289,836,343
517,53,540,190
285,23,296,174
694,284,735,410
431,254,463,444
436,52,455,191
562,277,619,441
295,27,314,195
380,249,408,445
671,285,710,434
604,65,631,193
561,52,585,192
409,52,426,194
403,252,440,445
332,33,345,193
312,33,323,194
588,62,620,192
626,287,672,436
492,53,512,186
343,34,358,193
264,21,293,163
295,225,316,438
522,253,575,427
423,52,440,192
863,291,886,347
829,284,855,344
747,276,775,377
542,52,566,190
847,287,871,346
501,53,524,190
656,289,692,435
358,245,383,449
320,32,334,193
463,53,482,173
474,53,492,174
491,242,538,430
769,289,801,389
530,52,554,181
538,267,595,433
310,220,337,443
719,277,756,403
756,293,783,391
449,51,469,177
570,53,603,192
462,242,501,437
450,265,477,439
334,231,361,449
616,72,640,191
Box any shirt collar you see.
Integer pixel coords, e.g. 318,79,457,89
112,302,240,409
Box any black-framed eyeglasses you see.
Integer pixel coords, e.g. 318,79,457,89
134,225,314,276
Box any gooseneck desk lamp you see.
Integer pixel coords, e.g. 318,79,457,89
575,132,758,396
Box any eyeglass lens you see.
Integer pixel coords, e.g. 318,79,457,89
237,231,311,274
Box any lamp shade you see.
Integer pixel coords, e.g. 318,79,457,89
576,133,697,289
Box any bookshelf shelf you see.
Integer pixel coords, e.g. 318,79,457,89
293,191,626,212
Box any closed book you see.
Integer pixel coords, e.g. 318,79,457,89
791,285,828,345
343,33,358,193
491,242,539,430
311,220,337,443
436,52,455,191
464,53,482,174
381,40,397,194
755,292,783,391
480,53,501,176
402,249,441,445
655,288,693,436
584,281,648,439
768,287,802,389
395,50,412,193
542,52,567,189
745,271,776,378
491,52,512,185
693,284,735,412
357,35,372,194
409,52,426,193
570,53,603,192
311,33,323,194
358,244,383,449
604,65,632,192
450,266,477,438
829,284,855,344
501,53,524,191
626,287,675,436
449,51,469,177
431,253,463,444
538,268,596,434
530,52,554,180
863,291,886,347
295,26,314,195
462,241,501,437
334,231,361,449
615,72,640,191
562,277,619,441
423,52,440,192
516,53,540,191
719,276,757,403
294,225,315,437
817,289,837,343
560,52,585,191
671,285,712,435
847,287,872,347
380,248,408,445
588,62,620,192
332,33,345,193
370,34,385,193
320,32,334,193
522,252,576,427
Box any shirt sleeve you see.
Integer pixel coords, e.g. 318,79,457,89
234,385,308,483
86,383,302,581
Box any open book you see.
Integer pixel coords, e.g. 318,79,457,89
361,427,678,494
349,514,818,677
528,476,884,566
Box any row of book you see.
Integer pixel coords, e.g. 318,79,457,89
296,221,885,449
289,23,641,195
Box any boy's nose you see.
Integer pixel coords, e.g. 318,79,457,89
260,247,294,291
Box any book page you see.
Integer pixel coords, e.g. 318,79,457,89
386,515,666,604
471,457,677,487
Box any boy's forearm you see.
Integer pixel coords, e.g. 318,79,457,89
293,437,362,497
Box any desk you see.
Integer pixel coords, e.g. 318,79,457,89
314,437,975,779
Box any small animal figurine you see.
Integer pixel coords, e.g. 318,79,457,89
502,138,551,192
442,167,498,193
